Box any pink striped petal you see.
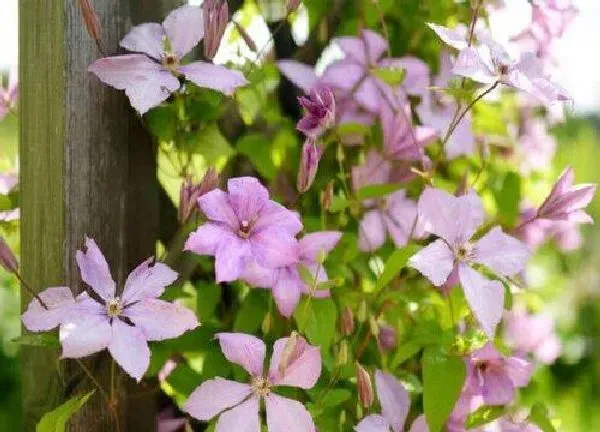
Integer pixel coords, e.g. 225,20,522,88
216,333,266,376
268,335,322,388
216,396,260,432
265,393,316,432
162,5,205,58
124,298,198,341
75,237,115,301
179,62,247,96
184,378,253,421
121,259,178,304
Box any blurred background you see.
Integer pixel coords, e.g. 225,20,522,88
1,0,600,430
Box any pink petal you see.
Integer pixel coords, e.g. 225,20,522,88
227,177,269,223
184,378,253,421
121,259,178,304
184,223,231,256
108,319,150,382
427,23,468,50
298,231,342,263
120,23,165,60
253,201,303,236
272,269,302,318
216,333,266,376
356,77,384,113
277,60,319,92
240,261,276,288
453,47,498,84
355,414,391,432
215,234,251,282
362,30,388,65
0,173,18,194
197,189,239,229
458,264,504,338
250,228,299,268
336,36,369,65
408,239,455,286
162,5,205,58
473,227,531,277
408,415,430,432
216,396,260,432
505,356,534,388
375,370,410,432
268,335,322,388
88,54,180,114
179,62,247,96
75,237,116,301
124,298,198,341
21,287,75,332
265,393,316,432
322,60,365,91
359,211,387,252
60,296,111,358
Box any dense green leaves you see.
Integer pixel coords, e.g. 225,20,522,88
294,298,338,351
529,403,557,432
376,244,422,291
36,391,94,432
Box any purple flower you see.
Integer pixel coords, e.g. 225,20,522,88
185,332,321,432
537,166,596,223
21,238,198,381
0,67,18,120
297,85,336,139
184,177,303,283
428,23,571,105
297,139,324,193
241,231,342,317
156,407,188,432
409,188,531,337
504,307,561,364
377,324,397,352
89,5,247,114
355,370,428,432
463,343,533,406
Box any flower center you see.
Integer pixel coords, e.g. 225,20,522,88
237,220,252,239
454,242,473,262
251,376,271,397
106,298,122,318
162,52,180,74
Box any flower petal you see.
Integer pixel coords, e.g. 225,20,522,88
184,223,230,256
75,237,116,301
226,177,270,223
124,298,198,341
268,335,322,388
355,414,391,432
408,415,430,432
453,47,498,84
359,211,387,252
162,5,204,58
108,319,150,382
216,333,266,376
197,189,239,228
322,60,365,91
60,296,111,358
216,396,260,432
121,259,178,304
215,234,252,283
120,23,165,60
458,264,504,338
375,370,410,432
505,356,533,388
473,227,531,277
21,287,75,332
272,269,302,318
277,60,319,92
298,231,342,263
184,378,253,421
408,239,455,286
179,62,247,96
250,228,299,269
427,23,468,50
253,201,303,236
265,393,316,432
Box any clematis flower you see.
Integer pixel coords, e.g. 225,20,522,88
463,343,533,406
184,177,302,283
409,188,531,337
21,237,198,381
353,151,421,252
354,370,428,432
504,307,561,364
297,85,336,139
185,332,321,432
297,139,323,193
0,66,18,120
241,231,342,317
89,5,247,114
514,117,556,174
537,166,596,223
427,23,570,105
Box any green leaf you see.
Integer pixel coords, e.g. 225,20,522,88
495,171,521,226
336,122,370,139
190,123,234,163
357,183,404,200
298,264,316,286
329,196,351,213
12,333,60,348
36,391,95,432
237,134,277,180
423,347,466,432
319,388,352,408
294,298,338,351
196,282,221,321
372,67,407,86
391,341,422,368
465,405,505,428
376,244,422,291
528,403,557,432
234,290,269,333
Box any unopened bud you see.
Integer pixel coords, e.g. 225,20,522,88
337,340,349,366
357,300,367,323
279,331,300,376
179,168,219,224
378,324,397,351
321,182,333,210
261,311,272,335
286,0,302,13
78,0,103,53
356,363,374,408
0,236,18,273
369,316,379,336
203,0,229,60
297,140,323,193
340,306,355,336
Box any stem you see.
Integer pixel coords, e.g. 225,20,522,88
15,272,48,309
75,358,110,403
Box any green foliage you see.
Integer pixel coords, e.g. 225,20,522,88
376,244,421,291
36,391,94,432
465,405,505,428
294,298,338,352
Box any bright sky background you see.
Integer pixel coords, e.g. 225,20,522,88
1,0,599,113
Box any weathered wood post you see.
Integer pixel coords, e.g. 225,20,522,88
20,0,180,430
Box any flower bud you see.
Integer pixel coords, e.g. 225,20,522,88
297,86,336,139
357,300,367,323
278,331,299,376
0,236,18,273
286,0,302,13
336,340,349,366
340,305,355,336
179,168,219,224
321,182,333,211
355,363,374,408
378,324,397,351
261,311,272,335
78,0,103,52
203,0,229,60
297,140,323,193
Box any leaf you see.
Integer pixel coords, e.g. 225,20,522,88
329,196,351,213
12,333,60,348
319,388,352,408
298,264,316,286
336,122,370,139
195,282,220,321
190,123,234,164
376,244,422,291
234,290,269,333
465,405,505,428
294,298,338,351
237,134,277,180
36,391,95,432
422,346,466,432
372,67,407,86
357,183,404,200
528,403,557,432
495,171,521,226
391,341,422,368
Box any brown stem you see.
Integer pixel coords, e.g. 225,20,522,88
15,272,48,309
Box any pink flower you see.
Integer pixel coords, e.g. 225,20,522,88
352,151,421,252
514,118,556,174
185,333,321,432
89,5,247,114
428,23,571,105
463,343,533,406
241,231,342,317
21,238,198,381
0,67,18,120
297,140,323,193
355,370,428,432
297,85,336,139
409,188,531,337
504,307,561,364
537,166,596,223
184,177,302,283
156,407,187,432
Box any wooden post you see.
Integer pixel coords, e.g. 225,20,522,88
20,0,180,430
